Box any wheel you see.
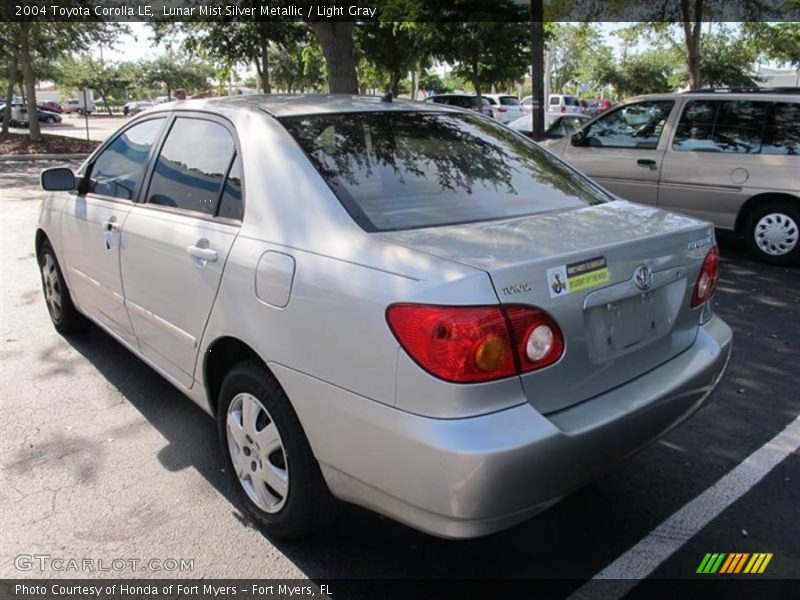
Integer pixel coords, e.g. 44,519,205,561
38,241,89,334
217,360,338,538
46,116,56,123
744,200,800,266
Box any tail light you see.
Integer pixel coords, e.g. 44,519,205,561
691,246,720,308
561,106,567,112
498,107,508,113
386,304,564,384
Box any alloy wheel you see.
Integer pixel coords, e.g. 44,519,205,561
226,392,289,513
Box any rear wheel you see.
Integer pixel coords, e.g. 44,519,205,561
217,360,338,538
38,241,89,334
744,200,800,266
46,116,56,124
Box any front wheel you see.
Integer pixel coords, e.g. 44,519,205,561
217,360,338,538
38,241,89,334
744,201,800,266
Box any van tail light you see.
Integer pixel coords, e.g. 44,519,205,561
561,105,567,112
691,246,720,308
386,304,564,383
498,107,508,112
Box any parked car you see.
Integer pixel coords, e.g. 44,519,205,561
546,89,800,265
424,93,493,118
37,95,732,540
509,113,591,140
61,96,95,115
0,104,62,125
548,94,582,114
123,101,154,116
37,101,63,114
587,98,614,115
482,94,524,123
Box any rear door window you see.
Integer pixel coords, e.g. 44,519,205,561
673,100,769,154
146,117,236,216
281,111,609,232
762,102,800,156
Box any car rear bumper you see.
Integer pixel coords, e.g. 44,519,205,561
273,315,732,539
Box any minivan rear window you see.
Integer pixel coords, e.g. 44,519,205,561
281,112,609,232
500,97,520,106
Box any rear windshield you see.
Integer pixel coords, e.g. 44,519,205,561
500,96,520,106
281,111,609,232
563,96,580,106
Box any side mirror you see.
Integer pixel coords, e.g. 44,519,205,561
41,167,76,192
570,131,586,146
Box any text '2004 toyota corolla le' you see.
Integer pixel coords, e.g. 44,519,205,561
36,95,732,539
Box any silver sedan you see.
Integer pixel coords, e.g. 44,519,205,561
36,95,732,539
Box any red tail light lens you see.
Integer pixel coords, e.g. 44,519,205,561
561,105,567,112
386,304,564,383
691,246,720,308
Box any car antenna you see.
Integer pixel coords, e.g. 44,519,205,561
381,92,393,103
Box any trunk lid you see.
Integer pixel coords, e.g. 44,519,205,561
379,200,716,414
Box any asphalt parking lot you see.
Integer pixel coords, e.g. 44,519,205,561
9,114,129,142
1,160,798,592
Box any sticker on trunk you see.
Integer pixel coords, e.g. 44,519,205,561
547,256,609,298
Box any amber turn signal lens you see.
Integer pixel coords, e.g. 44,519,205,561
474,335,508,372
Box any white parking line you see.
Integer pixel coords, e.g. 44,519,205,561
570,415,800,599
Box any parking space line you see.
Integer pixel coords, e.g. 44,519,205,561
570,415,800,599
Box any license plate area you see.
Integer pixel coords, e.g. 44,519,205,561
584,270,687,363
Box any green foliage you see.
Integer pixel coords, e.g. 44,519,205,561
357,22,431,97
744,22,800,69
137,52,213,96
548,23,603,93
419,72,449,95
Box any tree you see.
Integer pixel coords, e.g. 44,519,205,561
547,23,601,93
429,1,529,99
695,31,761,88
137,52,213,99
0,20,121,140
358,22,430,98
309,21,359,94
55,56,133,115
744,22,800,84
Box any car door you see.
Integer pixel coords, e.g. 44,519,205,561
560,99,676,206
120,114,242,388
60,116,167,346
658,98,773,228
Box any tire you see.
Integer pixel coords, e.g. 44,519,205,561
46,116,55,124
743,200,800,266
38,241,89,334
217,359,338,539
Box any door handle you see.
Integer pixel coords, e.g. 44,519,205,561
637,159,657,171
187,244,218,263
103,219,121,233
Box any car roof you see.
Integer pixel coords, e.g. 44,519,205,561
626,91,800,103
142,94,464,119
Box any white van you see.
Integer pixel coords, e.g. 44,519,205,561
546,89,800,264
548,94,581,114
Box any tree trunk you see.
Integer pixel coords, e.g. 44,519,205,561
530,1,545,139
390,70,401,98
681,0,704,90
260,36,271,94
2,40,18,135
18,23,41,141
100,92,112,116
310,22,358,94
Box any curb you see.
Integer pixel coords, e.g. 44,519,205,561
0,153,91,162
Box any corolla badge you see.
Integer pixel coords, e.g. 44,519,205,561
633,264,653,291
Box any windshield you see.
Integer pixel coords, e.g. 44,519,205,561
281,111,610,232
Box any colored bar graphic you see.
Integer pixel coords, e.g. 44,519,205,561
697,552,772,574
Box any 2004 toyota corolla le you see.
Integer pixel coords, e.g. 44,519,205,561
36,95,732,539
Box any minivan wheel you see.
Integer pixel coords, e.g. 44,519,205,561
744,201,800,266
38,241,89,334
217,360,338,538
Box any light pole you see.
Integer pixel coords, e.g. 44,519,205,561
530,0,545,140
